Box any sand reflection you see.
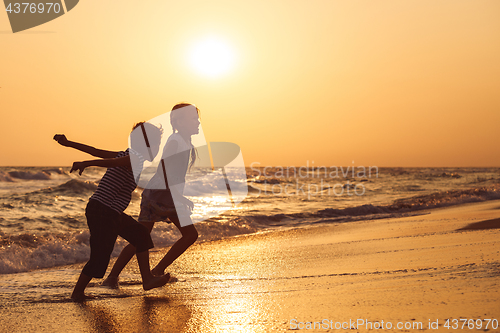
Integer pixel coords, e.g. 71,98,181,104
76,295,191,333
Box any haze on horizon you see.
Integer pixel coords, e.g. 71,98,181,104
1,0,499,167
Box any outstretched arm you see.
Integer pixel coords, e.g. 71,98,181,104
70,156,131,175
53,134,119,159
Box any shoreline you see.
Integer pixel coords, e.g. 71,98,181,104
1,200,499,332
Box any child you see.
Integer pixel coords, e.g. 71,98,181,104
53,122,170,301
102,103,200,287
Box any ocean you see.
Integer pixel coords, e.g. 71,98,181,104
1,166,499,275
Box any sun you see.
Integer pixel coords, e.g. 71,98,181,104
189,37,235,78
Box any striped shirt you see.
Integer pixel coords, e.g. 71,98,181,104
90,149,144,213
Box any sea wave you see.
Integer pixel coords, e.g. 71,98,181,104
32,179,143,200
0,168,71,182
0,171,14,182
33,179,99,196
252,177,283,184
415,171,462,179
0,179,500,274
389,184,500,210
0,216,260,274
239,184,500,225
7,170,52,180
0,231,91,274
52,179,98,193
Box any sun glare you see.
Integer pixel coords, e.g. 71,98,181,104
189,37,235,78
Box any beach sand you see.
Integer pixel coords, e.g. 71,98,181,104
1,200,499,332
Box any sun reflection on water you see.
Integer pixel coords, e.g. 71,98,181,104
174,240,282,333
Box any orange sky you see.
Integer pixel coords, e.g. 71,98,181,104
1,0,499,167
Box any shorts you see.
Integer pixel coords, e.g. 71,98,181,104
82,199,154,278
138,189,191,224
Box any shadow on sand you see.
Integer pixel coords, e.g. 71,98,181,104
458,218,500,231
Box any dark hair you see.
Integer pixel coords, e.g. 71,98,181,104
130,122,163,160
170,103,200,170
132,121,164,135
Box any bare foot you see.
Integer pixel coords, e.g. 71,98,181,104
143,273,170,291
101,276,119,289
151,267,164,277
71,292,96,302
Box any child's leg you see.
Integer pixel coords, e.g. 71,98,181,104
118,214,169,290
73,200,119,299
152,215,198,276
71,272,93,301
135,250,170,290
102,222,155,287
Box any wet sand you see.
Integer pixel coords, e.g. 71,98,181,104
1,200,499,332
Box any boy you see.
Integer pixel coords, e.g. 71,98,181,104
54,122,169,301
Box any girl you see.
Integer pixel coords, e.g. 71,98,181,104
103,103,200,287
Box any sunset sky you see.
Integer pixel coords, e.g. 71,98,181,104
1,0,499,167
